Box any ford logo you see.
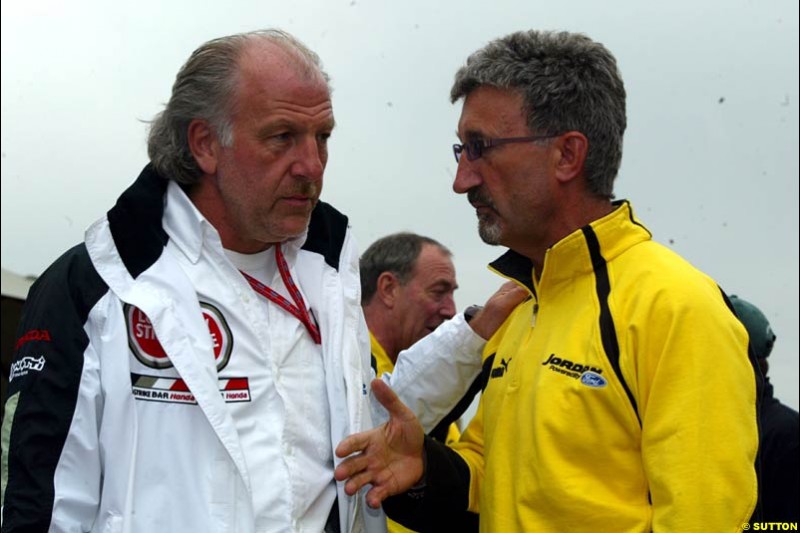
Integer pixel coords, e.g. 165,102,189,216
580,371,607,388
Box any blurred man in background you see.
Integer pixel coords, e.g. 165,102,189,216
361,233,461,444
731,295,799,522
361,232,480,532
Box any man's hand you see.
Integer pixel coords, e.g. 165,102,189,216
335,379,425,508
468,281,528,340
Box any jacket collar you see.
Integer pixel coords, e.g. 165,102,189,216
106,164,350,278
106,164,168,279
163,180,308,267
488,249,536,294
489,200,652,292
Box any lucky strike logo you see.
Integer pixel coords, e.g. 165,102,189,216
125,302,232,370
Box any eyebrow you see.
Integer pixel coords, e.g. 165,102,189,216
456,129,485,141
431,279,458,291
256,120,293,138
256,118,336,140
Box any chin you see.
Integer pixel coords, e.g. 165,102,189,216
275,217,313,240
478,221,503,246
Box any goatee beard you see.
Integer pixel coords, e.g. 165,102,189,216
478,216,502,245
468,188,501,245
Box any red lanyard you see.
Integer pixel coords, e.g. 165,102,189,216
240,243,321,345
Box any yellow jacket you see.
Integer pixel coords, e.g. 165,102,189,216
451,201,759,532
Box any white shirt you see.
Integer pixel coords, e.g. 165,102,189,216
164,182,335,532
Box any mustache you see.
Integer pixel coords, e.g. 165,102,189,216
291,182,320,198
467,187,495,209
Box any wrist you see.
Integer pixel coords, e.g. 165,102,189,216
467,306,497,340
410,446,428,490
464,305,482,324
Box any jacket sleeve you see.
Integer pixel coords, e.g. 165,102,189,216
380,387,486,533
382,433,475,533
627,281,759,531
1,245,107,532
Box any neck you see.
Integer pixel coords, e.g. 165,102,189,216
523,195,615,273
188,176,278,254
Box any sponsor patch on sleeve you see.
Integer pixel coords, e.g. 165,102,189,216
9,355,46,382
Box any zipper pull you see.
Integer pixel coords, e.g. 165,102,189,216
531,303,539,327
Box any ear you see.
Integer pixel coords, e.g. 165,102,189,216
376,271,400,308
552,131,588,184
187,118,220,176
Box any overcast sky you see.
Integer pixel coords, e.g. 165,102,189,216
2,0,798,408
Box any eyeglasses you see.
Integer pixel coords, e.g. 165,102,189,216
452,135,556,163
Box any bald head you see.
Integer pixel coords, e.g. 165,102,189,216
148,28,330,186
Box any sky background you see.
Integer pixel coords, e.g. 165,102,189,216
2,0,798,409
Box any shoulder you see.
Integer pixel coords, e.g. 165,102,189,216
616,241,722,304
27,243,109,316
8,244,110,392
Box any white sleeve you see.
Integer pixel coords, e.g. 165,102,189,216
371,313,485,431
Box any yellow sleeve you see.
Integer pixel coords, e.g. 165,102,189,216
624,279,759,531
447,309,519,514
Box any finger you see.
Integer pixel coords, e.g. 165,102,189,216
504,284,528,304
344,469,379,496
365,483,392,509
333,454,369,482
500,280,519,292
335,430,372,458
371,379,415,422
493,282,527,307
498,280,525,296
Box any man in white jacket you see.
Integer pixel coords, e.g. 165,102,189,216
0,29,521,533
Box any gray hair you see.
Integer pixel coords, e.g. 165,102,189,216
147,29,330,185
451,30,626,198
360,233,451,305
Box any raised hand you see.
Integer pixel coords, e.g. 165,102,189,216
468,280,529,339
334,379,425,508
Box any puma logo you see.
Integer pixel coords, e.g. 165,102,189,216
490,357,512,379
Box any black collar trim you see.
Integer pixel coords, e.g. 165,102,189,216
106,164,349,278
489,249,535,294
106,164,169,279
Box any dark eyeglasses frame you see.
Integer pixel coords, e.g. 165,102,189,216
452,135,557,163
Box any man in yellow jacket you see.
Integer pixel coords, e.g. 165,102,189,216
336,30,760,532
361,232,479,532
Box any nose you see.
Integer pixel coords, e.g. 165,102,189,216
291,136,326,181
440,294,456,319
453,157,482,194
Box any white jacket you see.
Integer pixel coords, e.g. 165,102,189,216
0,165,484,533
